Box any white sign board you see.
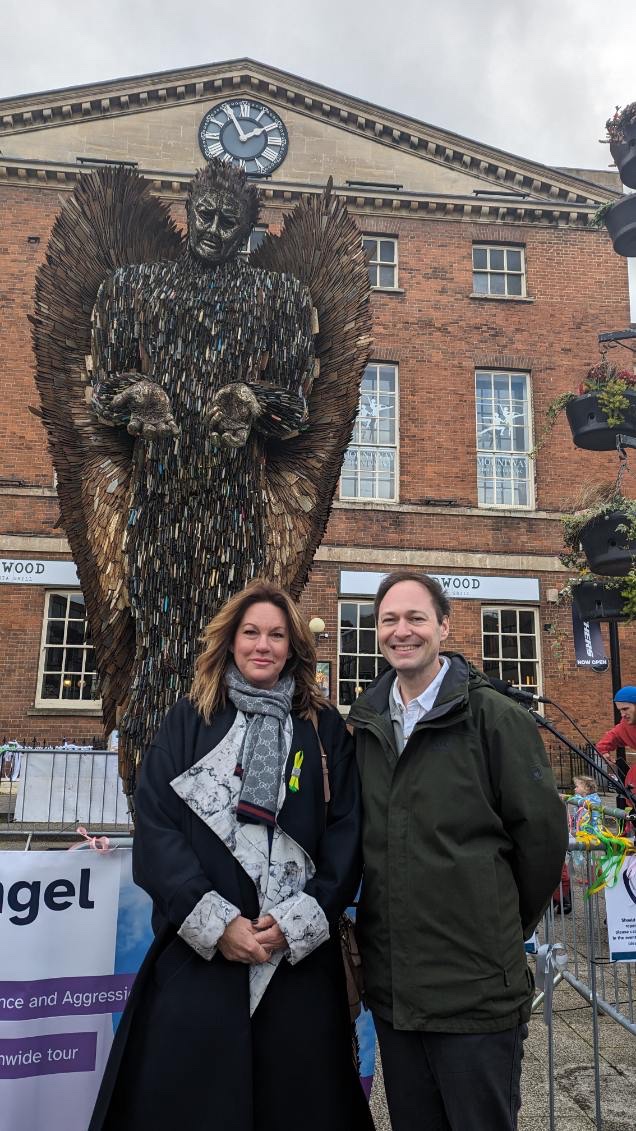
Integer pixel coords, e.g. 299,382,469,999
340,570,540,602
0,851,134,1131
605,859,636,961
0,560,79,586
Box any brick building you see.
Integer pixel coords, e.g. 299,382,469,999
0,58,633,750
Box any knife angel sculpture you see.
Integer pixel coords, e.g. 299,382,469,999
32,159,371,794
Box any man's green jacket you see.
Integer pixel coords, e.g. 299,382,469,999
348,654,568,1033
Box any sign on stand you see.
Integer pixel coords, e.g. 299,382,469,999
605,858,636,961
0,850,152,1130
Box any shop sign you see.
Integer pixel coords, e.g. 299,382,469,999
340,570,540,602
0,560,80,586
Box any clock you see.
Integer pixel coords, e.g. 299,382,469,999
198,100,289,176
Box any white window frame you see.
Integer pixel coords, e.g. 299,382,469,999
35,590,101,709
475,369,535,510
472,244,526,298
362,235,399,290
340,362,399,503
481,606,542,695
337,599,384,710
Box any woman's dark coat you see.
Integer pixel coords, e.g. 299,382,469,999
88,697,373,1131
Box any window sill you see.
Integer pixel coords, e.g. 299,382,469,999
371,287,405,295
28,705,103,717
339,497,398,505
469,293,534,304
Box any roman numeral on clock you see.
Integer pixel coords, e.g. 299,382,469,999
239,101,251,118
262,146,278,162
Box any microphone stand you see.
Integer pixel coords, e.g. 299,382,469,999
527,705,636,810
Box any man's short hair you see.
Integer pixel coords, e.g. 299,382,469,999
373,570,451,625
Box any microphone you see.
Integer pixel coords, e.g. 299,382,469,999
486,676,549,705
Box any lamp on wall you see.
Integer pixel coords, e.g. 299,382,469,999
308,616,329,640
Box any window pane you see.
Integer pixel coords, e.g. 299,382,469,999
359,629,377,655
500,609,517,634
359,605,375,629
66,620,85,645
506,249,522,271
482,610,499,632
43,673,61,698
490,248,505,269
379,265,395,288
473,247,488,269
379,240,395,262
65,648,84,673
48,594,67,619
46,620,65,645
519,635,537,659
490,273,505,295
473,272,488,293
44,647,63,672
518,611,534,634
507,273,522,296
362,238,376,258
358,655,377,680
61,674,82,700
483,635,499,658
68,596,86,619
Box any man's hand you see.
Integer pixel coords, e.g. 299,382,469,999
252,914,287,954
207,383,260,449
217,915,271,964
111,378,179,440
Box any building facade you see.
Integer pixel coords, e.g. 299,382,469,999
0,58,632,750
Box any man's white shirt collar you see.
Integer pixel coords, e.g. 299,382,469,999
392,656,450,739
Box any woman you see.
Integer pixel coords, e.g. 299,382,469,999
89,579,373,1131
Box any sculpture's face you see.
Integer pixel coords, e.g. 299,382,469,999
188,189,250,265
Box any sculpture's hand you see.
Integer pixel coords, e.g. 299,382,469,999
111,378,179,440
207,383,261,449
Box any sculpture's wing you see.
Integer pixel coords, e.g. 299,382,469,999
250,182,372,596
31,168,184,736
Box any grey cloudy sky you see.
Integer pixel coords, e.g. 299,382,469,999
2,0,636,170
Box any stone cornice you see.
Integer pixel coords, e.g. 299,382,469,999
0,58,617,207
0,157,608,228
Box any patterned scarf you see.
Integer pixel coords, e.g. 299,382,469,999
225,662,295,826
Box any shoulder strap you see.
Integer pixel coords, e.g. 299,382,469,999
308,708,331,804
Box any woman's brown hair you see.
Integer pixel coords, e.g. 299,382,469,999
190,579,327,722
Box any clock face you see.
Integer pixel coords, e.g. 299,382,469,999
198,100,289,176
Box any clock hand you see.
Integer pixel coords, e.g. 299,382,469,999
225,106,248,142
241,125,268,141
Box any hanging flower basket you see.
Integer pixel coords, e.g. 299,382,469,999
572,579,628,621
565,390,636,450
607,103,636,190
604,194,636,258
578,509,636,576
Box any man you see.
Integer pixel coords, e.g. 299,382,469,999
596,686,636,797
348,570,568,1131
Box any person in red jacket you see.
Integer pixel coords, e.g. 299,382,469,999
596,686,636,797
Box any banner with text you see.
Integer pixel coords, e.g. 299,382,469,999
0,850,152,1131
605,858,636,961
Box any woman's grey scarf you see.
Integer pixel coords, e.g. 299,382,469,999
225,662,295,826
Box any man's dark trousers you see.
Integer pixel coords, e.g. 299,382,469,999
374,1015,527,1131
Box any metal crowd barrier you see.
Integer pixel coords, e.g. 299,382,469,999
530,827,636,1131
0,746,132,842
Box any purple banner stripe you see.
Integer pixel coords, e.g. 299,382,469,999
0,1031,97,1079
0,974,135,1020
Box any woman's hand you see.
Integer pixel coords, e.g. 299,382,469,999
217,916,271,964
252,914,287,954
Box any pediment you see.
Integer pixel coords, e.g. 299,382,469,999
0,59,616,206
